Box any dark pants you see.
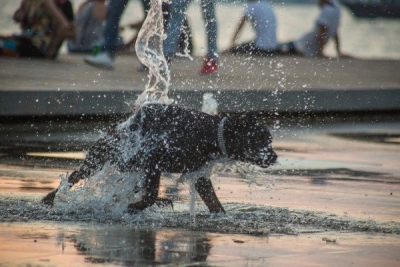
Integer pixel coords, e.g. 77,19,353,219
279,41,302,55
19,38,45,58
229,42,280,56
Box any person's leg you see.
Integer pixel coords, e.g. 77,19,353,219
229,42,255,55
85,0,129,69
200,0,218,60
279,41,300,55
102,0,129,56
0,37,19,57
163,0,191,61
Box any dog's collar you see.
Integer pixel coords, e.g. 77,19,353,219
218,117,228,157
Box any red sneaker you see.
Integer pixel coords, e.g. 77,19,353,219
200,57,218,74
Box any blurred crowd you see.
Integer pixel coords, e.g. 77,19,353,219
0,0,349,75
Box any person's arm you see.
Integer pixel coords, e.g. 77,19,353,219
229,16,247,48
333,31,341,57
334,31,352,58
92,1,107,20
316,23,327,57
42,0,72,58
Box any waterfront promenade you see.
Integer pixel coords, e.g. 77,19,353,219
1,54,399,117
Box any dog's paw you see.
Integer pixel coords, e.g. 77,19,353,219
41,189,58,206
127,200,149,214
155,197,174,210
209,205,226,214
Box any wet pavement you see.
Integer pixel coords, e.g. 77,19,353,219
1,222,399,267
0,116,399,266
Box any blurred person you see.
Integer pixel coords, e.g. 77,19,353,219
279,0,344,57
54,0,74,22
67,0,106,53
84,0,129,69
164,0,219,75
0,0,74,59
225,0,280,56
122,0,193,56
53,0,75,56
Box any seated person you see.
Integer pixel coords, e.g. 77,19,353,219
226,0,279,56
0,0,74,59
280,0,344,57
67,0,106,53
54,0,76,56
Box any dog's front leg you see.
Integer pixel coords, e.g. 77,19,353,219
195,177,225,213
127,169,161,213
41,170,84,206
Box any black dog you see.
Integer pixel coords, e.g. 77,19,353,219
42,103,277,213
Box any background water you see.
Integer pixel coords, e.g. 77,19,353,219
1,0,399,59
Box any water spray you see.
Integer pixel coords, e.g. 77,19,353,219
134,0,171,111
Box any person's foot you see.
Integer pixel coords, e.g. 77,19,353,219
84,52,115,70
200,57,218,75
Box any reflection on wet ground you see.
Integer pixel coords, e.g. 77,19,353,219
0,118,399,266
1,222,399,267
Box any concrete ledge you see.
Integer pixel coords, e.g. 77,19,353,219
1,88,399,117
1,55,399,117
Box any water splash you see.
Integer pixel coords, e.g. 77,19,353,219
54,168,144,218
133,0,171,111
54,0,172,216
49,0,276,218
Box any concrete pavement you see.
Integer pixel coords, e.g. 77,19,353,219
1,54,399,117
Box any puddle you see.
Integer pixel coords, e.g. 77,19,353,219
1,222,399,267
330,133,400,145
1,120,399,265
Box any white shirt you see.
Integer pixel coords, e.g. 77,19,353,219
294,0,341,57
244,1,278,50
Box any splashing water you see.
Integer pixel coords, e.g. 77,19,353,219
133,0,171,111
53,168,144,218
52,0,276,218
54,0,173,217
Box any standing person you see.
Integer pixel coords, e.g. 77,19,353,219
84,0,129,69
226,0,279,56
67,0,106,53
123,0,194,57
280,0,343,57
0,0,73,59
164,0,219,75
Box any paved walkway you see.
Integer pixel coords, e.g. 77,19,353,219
1,54,399,116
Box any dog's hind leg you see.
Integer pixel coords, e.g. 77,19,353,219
195,177,225,213
127,169,164,213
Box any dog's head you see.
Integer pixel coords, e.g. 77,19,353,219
224,114,277,168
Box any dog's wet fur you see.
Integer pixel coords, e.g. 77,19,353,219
42,104,277,213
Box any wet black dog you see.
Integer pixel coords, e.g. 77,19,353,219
42,103,277,213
